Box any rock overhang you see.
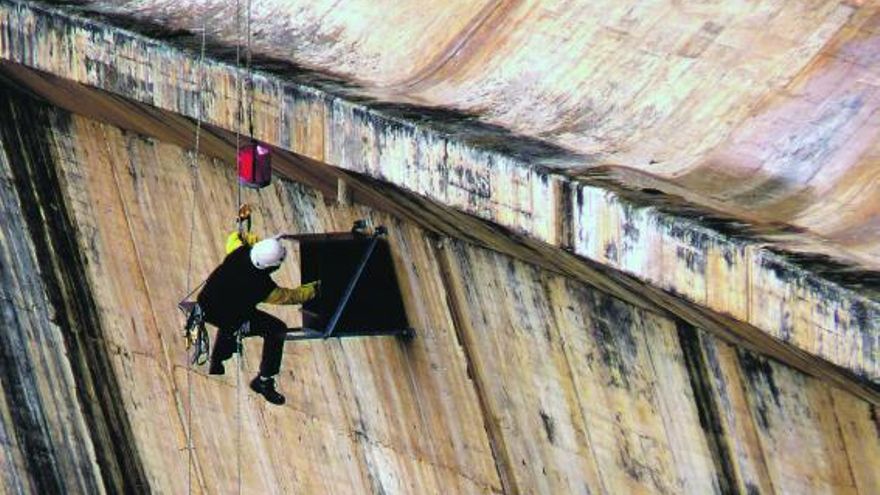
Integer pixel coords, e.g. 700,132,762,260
1,0,878,398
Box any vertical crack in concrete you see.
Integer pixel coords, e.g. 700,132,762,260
826,385,860,492
433,238,517,495
0,85,149,493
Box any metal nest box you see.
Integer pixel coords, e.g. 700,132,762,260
283,221,414,341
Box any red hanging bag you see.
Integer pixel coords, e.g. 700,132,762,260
237,142,272,188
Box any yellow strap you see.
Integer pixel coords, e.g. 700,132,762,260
225,231,260,254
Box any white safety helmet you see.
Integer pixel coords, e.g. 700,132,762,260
250,237,286,269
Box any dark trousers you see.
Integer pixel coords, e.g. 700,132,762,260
209,310,288,377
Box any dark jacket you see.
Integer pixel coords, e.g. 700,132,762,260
197,246,278,328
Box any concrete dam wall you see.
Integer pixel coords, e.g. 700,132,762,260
0,0,878,493
1,0,877,394
0,78,878,493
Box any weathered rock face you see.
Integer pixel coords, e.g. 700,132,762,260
1,81,877,493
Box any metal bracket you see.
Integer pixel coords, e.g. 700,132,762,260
285,327,414,342
320,230,381,338
179,301,210,365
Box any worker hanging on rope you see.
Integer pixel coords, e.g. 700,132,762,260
196,204,320,405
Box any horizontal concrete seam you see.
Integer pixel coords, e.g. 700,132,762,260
570,181,879,381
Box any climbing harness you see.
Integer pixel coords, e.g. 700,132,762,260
180,297,210,366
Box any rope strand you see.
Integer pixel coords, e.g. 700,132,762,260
234,2,248,493
235,0,244,213
184,22,207,495
244,0,267,235
237,330,244,495
246,0,255,139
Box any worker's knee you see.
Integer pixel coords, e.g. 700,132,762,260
262,322,287,353
252,311,287,337
266,317,286,336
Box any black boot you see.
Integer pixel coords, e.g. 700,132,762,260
208,360,225,375
250,375,285,405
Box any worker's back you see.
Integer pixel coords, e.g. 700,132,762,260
197,246,277,328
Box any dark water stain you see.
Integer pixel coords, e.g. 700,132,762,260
539,410,556,445
779,311,793,342
737,351,782,432
604,242,618,263
666,221,710,252
721,246,737,268
621,209,640,243
870,404,880,441
850,300,876,335
763,246,880,293
675,246,707,274
586,291,640,390
0,83,149,493
676,322,737,495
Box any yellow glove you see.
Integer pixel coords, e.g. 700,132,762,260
299,281,321,302
264,281,321,305
225,231,260,254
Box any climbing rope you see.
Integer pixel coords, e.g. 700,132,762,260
235,0,241,207
183,20,208,495
233,1,254,493
244,0,269,244
179,1,255,492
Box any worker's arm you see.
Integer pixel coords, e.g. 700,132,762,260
225,231,260,254
263,281,321,305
